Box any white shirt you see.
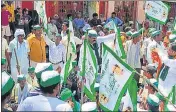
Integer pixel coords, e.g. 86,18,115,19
126,40,141,68
158,58,176,97
43,34,66,64
17,95,73,111
2,37,8,58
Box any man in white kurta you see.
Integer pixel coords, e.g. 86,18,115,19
43,33,66,70
125,32,142,85
154,43,176,97
8,29,29,82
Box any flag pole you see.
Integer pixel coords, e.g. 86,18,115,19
81,32,88,109
135,70,176,109
14,49,20,75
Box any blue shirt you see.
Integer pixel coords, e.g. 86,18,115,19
106,17,123,26
73,18,85,29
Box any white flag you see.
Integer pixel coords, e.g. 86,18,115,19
145,1,170,24
78,39,98,101
99,44,135,111
34,1,48,33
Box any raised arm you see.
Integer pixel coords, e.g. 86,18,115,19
43,33,54,46
97,33,116,44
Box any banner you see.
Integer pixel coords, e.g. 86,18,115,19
145,1,170,24
34,1,48,33
99,44,135,111
79,39,98,101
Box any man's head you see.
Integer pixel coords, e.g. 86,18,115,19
88,30,98,44
60,88,74,108
23,8,28,15
2,71,15,104
168,42,176,57
35,63,53,83
144,21,149,29
147,78,158,94
77,12,81,18
33,25,42,38
16,7,22,13
40,71,61,96
17,74,26,89
131,32,141,44
62,22,69,32
28,67,35,78
111,12,116,18
93,13,98,19
169,17,174,23
67,14,72,20
142,64,157,79
151,30,163,42
55,33,62,43
14,29,25,43
1,4,6,10
147,94,159,111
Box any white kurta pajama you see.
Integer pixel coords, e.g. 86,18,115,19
126,40,141,69
43,34,66,70
8,40,30,82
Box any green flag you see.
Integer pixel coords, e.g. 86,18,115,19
114,25,126,59
127,79,138,111
145,1,170,24
34,1,48,33
60,55,73,84
78,39,98,101
99,44,135,111
104,20,126,59
68,19,76,54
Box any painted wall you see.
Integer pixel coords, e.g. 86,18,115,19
136,1,145,24
107,1,115,18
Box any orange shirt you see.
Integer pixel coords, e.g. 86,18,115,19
27,35,46,62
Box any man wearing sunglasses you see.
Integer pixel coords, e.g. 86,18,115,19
8,29,30,82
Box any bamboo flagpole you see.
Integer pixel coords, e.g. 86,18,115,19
14,49,20,75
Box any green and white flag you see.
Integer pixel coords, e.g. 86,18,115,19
104,20,126,59
114,26,126,59
78,39,98,101
68,19,76,54
124,79,137,111
34,1,48,33
99,44,135,111
104,20,117,32
145,1,170,24
60,55,73,84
